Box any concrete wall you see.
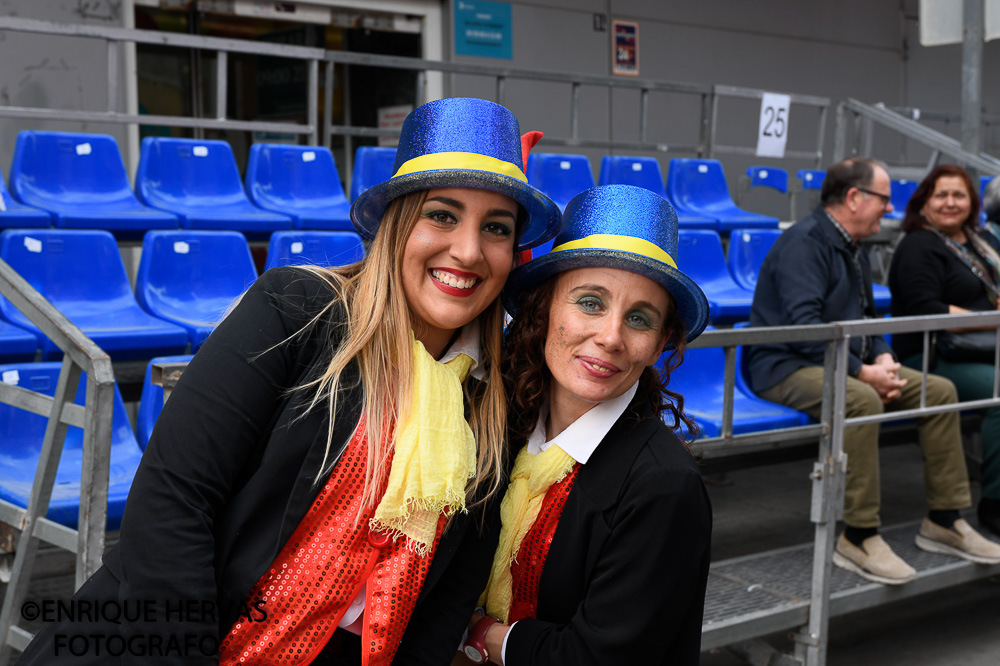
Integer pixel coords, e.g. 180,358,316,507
450,0,1000,218
2,0,1000,219
0,0,130,182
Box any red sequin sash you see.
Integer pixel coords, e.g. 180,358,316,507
508,463,581,623
220,420,444,665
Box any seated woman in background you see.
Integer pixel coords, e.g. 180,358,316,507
458,184,713,666
888,164,1000,537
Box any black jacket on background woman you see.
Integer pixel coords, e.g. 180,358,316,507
888,228,1000,360
503,399,712,666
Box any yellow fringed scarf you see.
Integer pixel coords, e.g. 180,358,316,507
480,442,576,622
370,337,477,555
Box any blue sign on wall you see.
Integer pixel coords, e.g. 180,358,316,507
454,0,512,60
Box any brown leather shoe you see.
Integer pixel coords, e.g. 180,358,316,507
915,517,1000,565
833,533,916,585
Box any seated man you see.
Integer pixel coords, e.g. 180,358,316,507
748,157,1000,585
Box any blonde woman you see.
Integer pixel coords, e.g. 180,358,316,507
15,98,561,666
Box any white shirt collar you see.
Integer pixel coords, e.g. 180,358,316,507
525,381,639,463
437,319,485,380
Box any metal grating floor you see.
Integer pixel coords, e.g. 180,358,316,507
701,516,1000,650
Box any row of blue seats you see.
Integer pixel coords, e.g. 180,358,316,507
527,154,779,239
0,132,372,239
0,229,364,363
0,130,782,241
0,319,808,530
0,226,888,362
668,228,889,324
747,167,995,222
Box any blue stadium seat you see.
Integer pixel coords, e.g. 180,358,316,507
136,137,293,238
9,131,178,239
662,327,810,438
350,146,396,202
0,168,50,229
0,320,38,362
981,175,993,200
745,166,789,194
677,230,754,323
598,156,667,193
136,354,194,450
733,321,814,425
884,179,917,221
246,144,353,231
136,231,258,351
797,169,826,190
526,153,595,212
0,229,188,361
666,159,779,232
0,363,142,529
727,228,782,291
872,283,892,314
264,231,365,271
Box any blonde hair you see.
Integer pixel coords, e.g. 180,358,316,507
291,190,510,511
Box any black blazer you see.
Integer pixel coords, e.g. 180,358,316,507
16,268,499,666
503,399,712,666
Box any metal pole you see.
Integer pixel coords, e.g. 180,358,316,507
106,40,119,119
323,60,334,149
215,50,228,121
802,336,849,666
832,101,848,162
307,58,318,146
640,88,649,146
962,0,984,159
188,10,204,140
122,0,140,180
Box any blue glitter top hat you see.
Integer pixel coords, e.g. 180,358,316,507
350,98,562,251
503,184,710,342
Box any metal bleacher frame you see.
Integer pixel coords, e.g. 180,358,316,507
692,315,1000,666
1,15,999,666
0,259,116,661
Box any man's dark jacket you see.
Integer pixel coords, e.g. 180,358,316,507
748,206,892,393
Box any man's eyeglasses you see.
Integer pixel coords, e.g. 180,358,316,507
856,187,892,207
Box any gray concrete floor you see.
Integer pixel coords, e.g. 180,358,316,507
702,444,1000,666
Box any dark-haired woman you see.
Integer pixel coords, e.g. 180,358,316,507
888,164,1000,537
457,184,712,666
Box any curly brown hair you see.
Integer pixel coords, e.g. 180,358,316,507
501,273,699,448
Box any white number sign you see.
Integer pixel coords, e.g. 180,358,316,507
756,93,791,158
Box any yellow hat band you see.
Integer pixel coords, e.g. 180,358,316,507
392,151,528,183
551,234,678,269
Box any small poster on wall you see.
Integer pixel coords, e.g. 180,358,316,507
454,0,513,59
377,105,412,148
612,20,639,76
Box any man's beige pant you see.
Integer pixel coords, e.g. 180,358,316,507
759,365,971,527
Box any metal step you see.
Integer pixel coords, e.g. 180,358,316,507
701,517,1000,651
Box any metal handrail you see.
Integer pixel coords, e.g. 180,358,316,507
0,16,832,182
689,310,1000,666
0,258,116,658
0,15,322,144
833,98,1000,176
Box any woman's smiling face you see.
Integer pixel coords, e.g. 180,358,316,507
544,266,671,424
402,187,518,356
